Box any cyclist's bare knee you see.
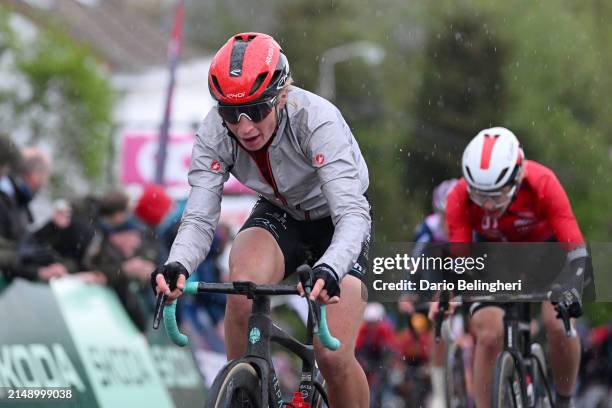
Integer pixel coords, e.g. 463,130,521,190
471,307,504,356
541,302,573,339
229,227,284,283
316,347,352,378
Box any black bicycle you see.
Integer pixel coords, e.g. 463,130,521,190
482,295,574,408
435,291,574,408
153,265,340,408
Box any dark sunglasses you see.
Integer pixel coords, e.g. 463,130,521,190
217,96,277,124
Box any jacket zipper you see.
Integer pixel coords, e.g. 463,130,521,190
265,150,288,206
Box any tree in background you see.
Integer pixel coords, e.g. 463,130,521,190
473,0,612,240
409,10,508,212
182,0,281,52
0,7,115,192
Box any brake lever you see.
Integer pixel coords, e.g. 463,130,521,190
298,265,320,330
298,265,313,293
153,292,166,330
556,303,573,337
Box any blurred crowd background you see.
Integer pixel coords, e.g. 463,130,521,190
2,0,612,407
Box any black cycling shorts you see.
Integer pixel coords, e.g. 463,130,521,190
239,197,373,281
468,302,505,316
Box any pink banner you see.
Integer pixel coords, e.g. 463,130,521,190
121,132,255,195
122,132,193,187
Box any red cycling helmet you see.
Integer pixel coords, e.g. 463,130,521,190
208,32,290,105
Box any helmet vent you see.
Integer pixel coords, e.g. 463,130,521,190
234,34,257,41
229,39,250,77
210,75,225,96
249,73,268,96
269,68,287,90
465,166,475,184
495,167,509,185
505,163,522,186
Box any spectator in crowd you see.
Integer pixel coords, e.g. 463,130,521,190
0,235,19,291
0,143,67,283
96,190,132,230
28,199,105,284
0,134,23,289
134,185,174,229
0,133,22,177
0,145,49,242
133,184,174,262
89,190,165,331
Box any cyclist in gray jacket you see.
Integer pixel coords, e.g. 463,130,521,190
152,32,372,407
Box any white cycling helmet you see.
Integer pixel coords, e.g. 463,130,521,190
462,127,524,192
363,302,385,323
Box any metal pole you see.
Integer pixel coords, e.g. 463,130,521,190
155,0,184,185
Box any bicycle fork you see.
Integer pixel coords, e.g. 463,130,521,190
288,304,327,408
503,304,532,408
504,305,529,408
245,295,324,408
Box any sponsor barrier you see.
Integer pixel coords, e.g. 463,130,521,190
0,278,207,407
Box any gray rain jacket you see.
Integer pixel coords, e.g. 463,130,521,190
167,86,370,279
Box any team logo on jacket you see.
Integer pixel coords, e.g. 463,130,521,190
315,154,325,165
211,161,221,171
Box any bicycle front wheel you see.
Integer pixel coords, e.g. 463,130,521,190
207,361,262,408
445,340,468,408
492,351,521,408
531,343,552,408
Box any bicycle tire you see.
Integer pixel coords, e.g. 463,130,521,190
445,340,468,408
492,351,521,408
207,360,262,408
530,343,552,408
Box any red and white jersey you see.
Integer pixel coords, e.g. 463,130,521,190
446,160,584,245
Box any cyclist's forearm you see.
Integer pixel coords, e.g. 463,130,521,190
167,186,221,273
564,245,589,285
317,179,371,279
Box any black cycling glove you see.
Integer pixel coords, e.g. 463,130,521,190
312,264,341,298
150,261,189,295
549,253,587,318
558,287,582,318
